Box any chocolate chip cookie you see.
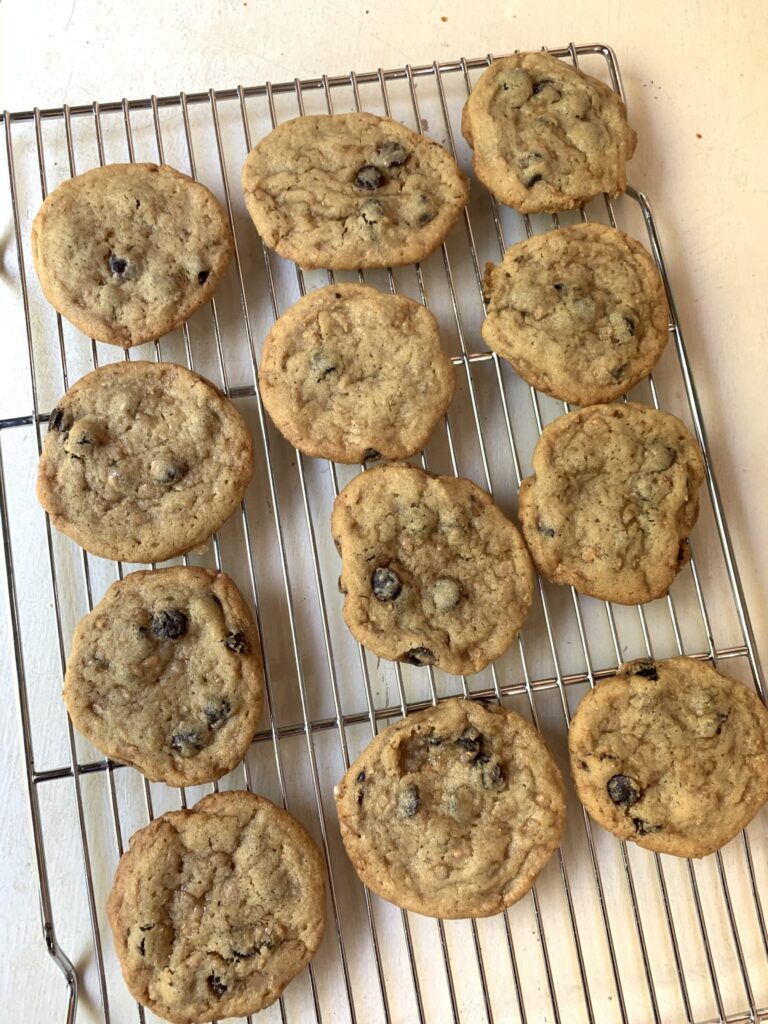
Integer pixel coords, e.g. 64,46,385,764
241,112,470,269
64,567,264,785
331,463,534,675
482,224,670,404
518,404,705,604
569,657,768,857
31,163,233,347
107,791,326,1023
462,52,637,213
36,360,253,563
335,698,565,917
259,283,455,463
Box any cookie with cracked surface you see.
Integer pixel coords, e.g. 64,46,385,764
259,283,455,463
461,52,637,213
331,463,534,675
31,163,233,347
64,567,264,785
518,404,704,604
335,697,565,917
569,657,768,857
241,112,469,269
482,224,670,404
37,361,253,563
107,791,326,1023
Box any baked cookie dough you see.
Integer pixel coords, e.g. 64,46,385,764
107,791,326,1023
259,283,455,462
331,463,534,675
462,52,636,213
241,112,469,269
64,567,264,786
482,224,669,404
31,163,233,347
518,404,705,604
569,657,768,857
37,360,253,563
335,697,565,917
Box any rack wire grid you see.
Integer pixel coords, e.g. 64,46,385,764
1,41,766,1024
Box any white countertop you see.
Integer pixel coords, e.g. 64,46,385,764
2,2,766,1021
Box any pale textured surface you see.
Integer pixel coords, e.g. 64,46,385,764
462,52,636,212
332,463,534,675
31,163,233,347
519,403,705,604
107,791,326,1024
568,658,768,857
259,283,455,462
241,113,469,269
37,361,254,562
482,224,669,404
335,698,566,918
64,568,264,786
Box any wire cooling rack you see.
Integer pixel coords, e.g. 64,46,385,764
1,42,767,1024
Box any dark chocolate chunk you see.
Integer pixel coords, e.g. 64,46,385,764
109,254,128,276
372,567,402,602
524,173,543,188
208,973,227,997
609,363,628,383
397,783,421,818
532,79,553,95
632,817,661,836
537,521,556,538
354,165,385,190
152,609,188,641
356,770,366,783
553,282,564,292
204,698,232,730
607,774,641,807
632,660,658,681
309,350,337,381
138,937,146,956
478,758,505,790
49,407,67,432
622,314,637,336
363,448,381,462
405,647,436,666
171,730,203,756
377,140,408,167
197,269,210,285
224,630,248,654
410,193,435,225
156,463,187,484
360,198,384,224
456,728,481,753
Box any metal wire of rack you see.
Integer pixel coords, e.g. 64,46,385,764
1,42,767,1024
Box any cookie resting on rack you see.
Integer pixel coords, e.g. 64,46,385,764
36,360,253,563
31,163,233,347
518,404,705,604
482,223,670,405
568,657,768,857
241,112,469,269
258,283,455,463
335,697,566,918
331,463,534,675
64,567,264,786
462,51,636,213
107,791,326,1024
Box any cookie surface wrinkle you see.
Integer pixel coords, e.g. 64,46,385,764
259,283,455,462
568,657,768,857
462,52,636,213
518,404,704,604
64,567,264,786
241,112,469,269
335,698,565,917
107,791,326,1023
482,224,669,405
31,163,233,347
331,463,534,675
36,360,253,563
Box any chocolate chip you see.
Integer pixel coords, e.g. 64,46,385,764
716,711,729,735
137,937,146,956
524,173,543,188
428,735,442,747
309,350,336,381
397,783,421,818
532,79,553,95
609,363,628,383
376,140,408,167
410,193,436,225
537,521,556,538
224,631,248,653
360,198,384,223
204,698,232,729
208,973,227,997
622,314,637,336
152,461,187,484
197,269,210,285
171,730,203,756
632,817,661,836
152,609,188,640
354,165,385,190
356,770,366,783
109,254,128,276
607,774,641,807
632,660,658,681
139,924,154,931
49,407,67,432
356,771,365,805
405,647,436,666
372,567,402,602
456,728,481,753
363,448,381,462
553,282,564,292
478,757,505,790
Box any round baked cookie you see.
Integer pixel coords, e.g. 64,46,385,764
107,791,326,1023
259,283,455,463
569,657,768,857
64,567,264,785
331,463,534,675
518,404,705,604
36,361,253,563
241,112,470,269
31,163,233,347
482,224,670,405
461,52,637,213
335,697,565,918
